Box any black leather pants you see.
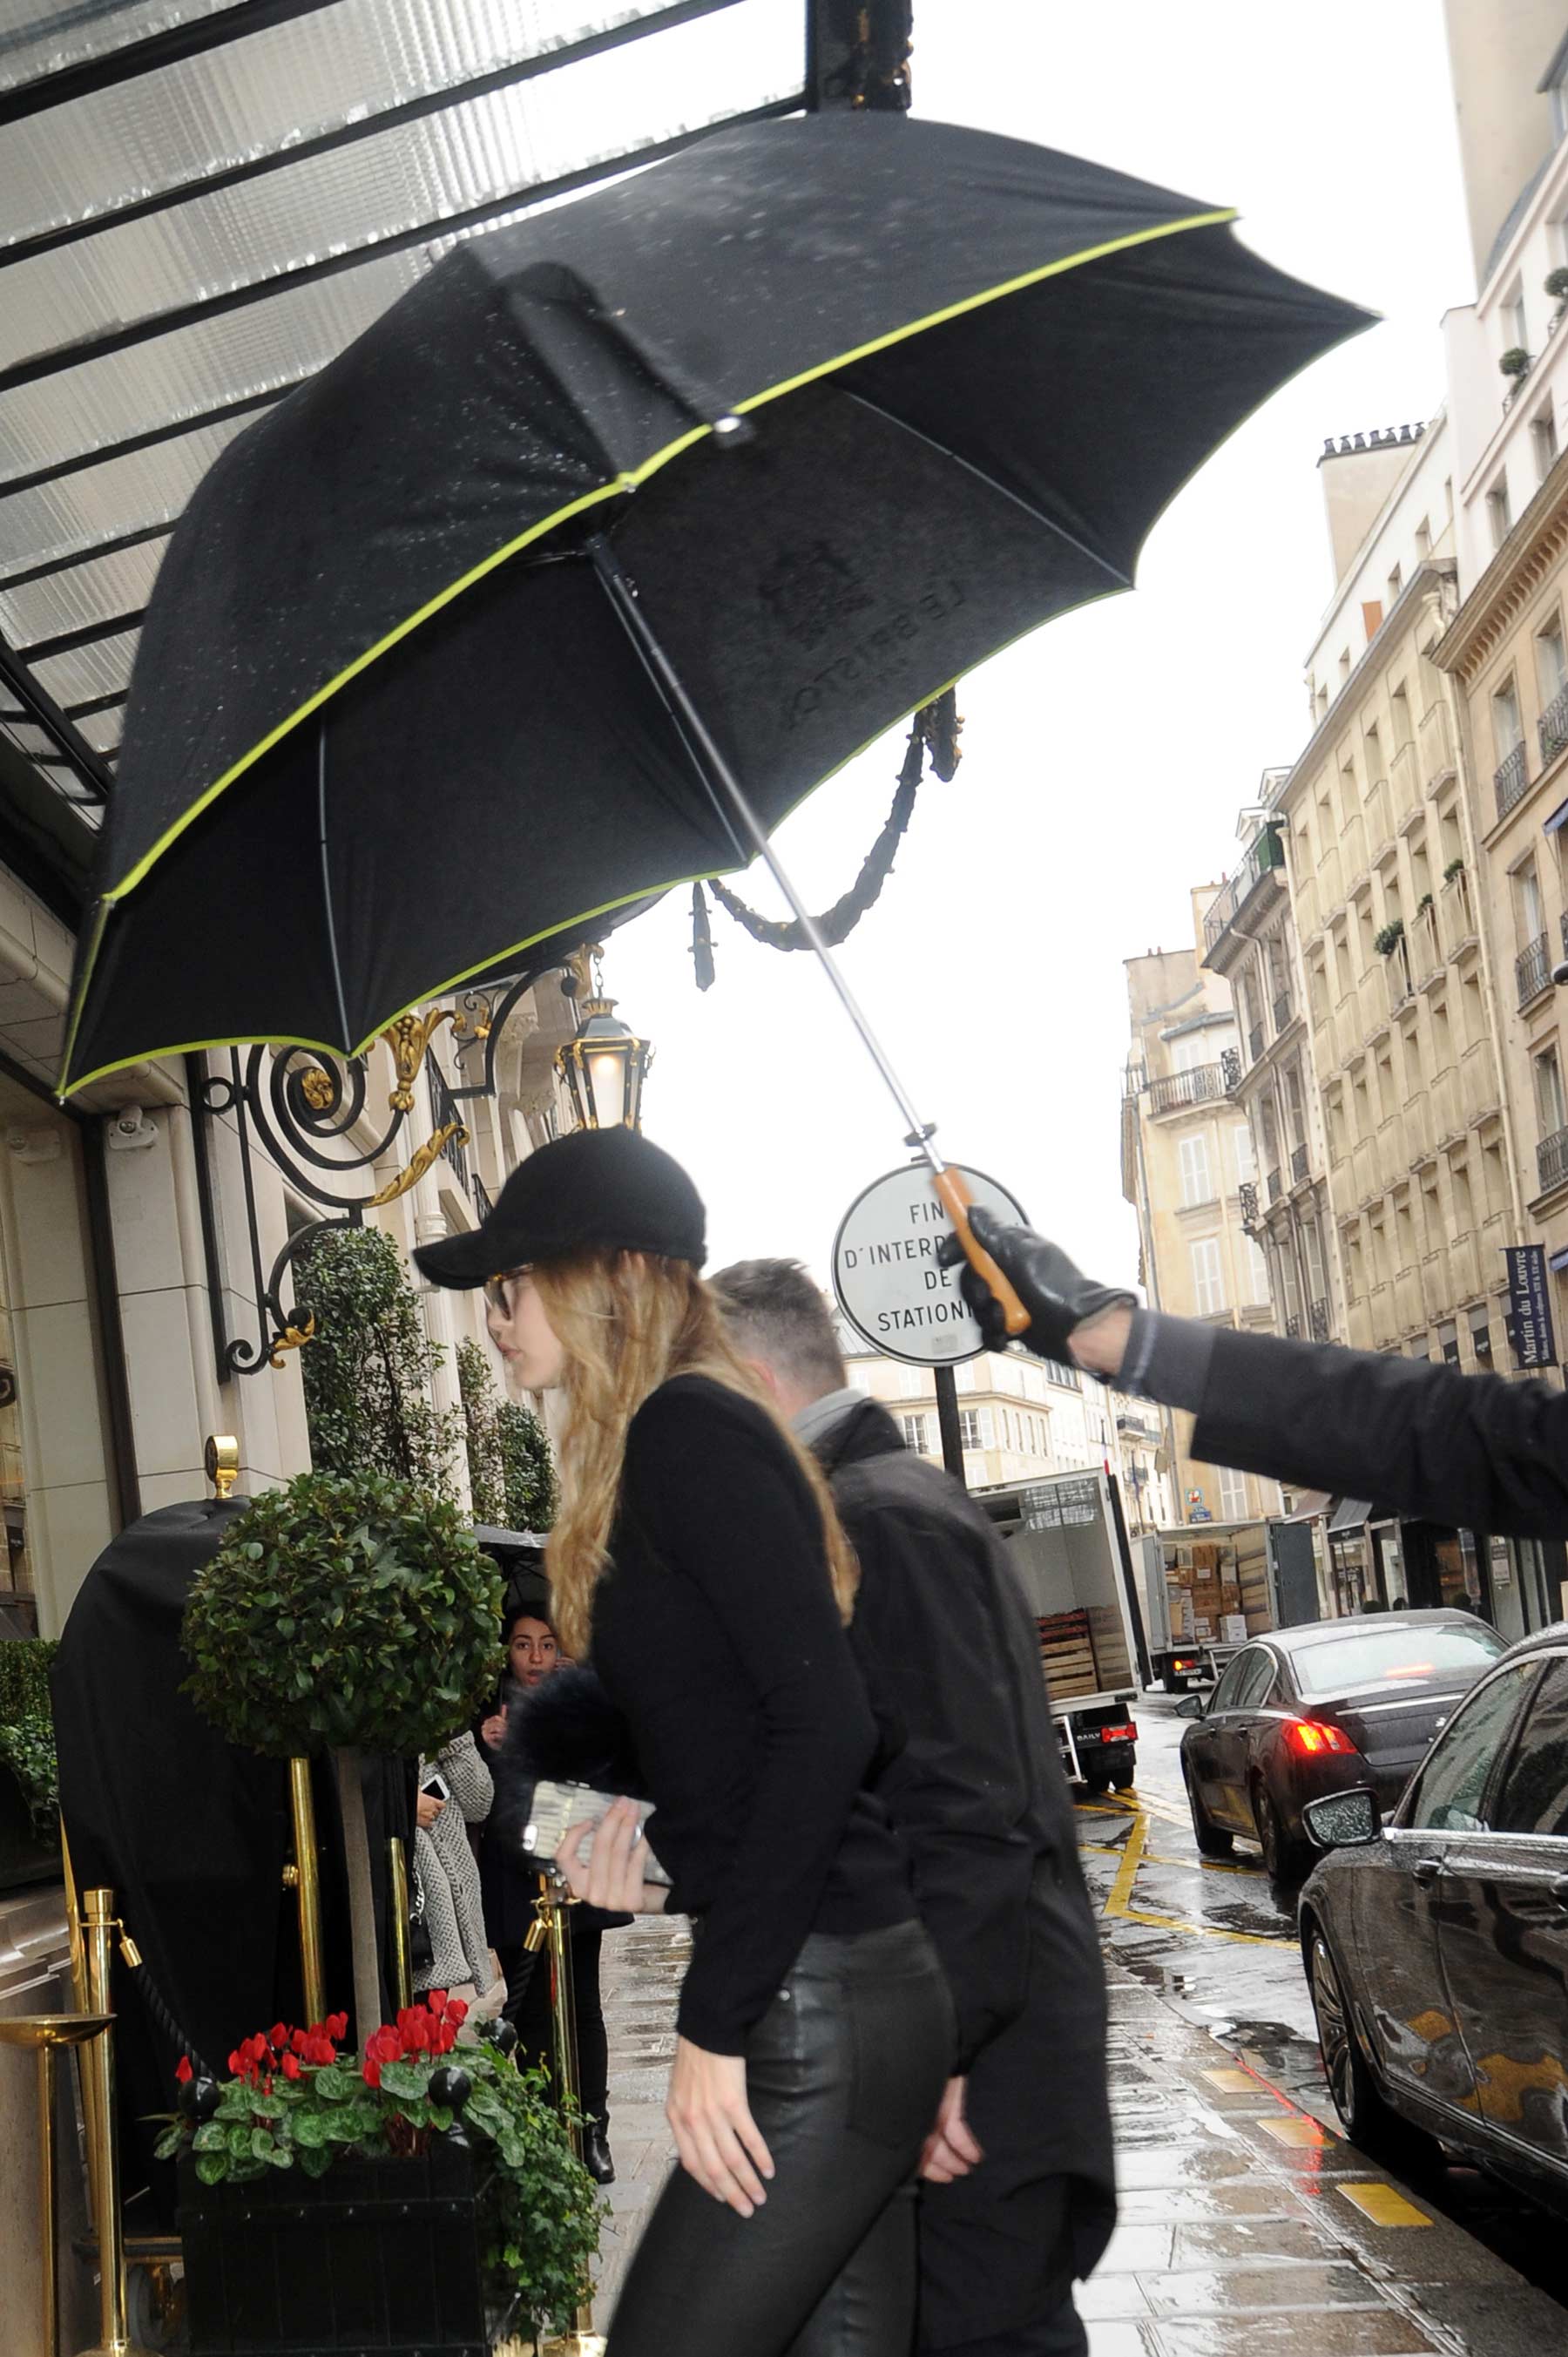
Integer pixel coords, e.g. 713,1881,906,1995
607,1919,953,2357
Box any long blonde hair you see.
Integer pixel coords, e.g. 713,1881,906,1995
534,1249,858,1659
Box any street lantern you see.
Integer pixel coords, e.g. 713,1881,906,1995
555,948,652,1132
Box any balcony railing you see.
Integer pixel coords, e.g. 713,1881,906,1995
1538,1122,1568,1195
1517,931,1551,1006
1220,1047,1242,1094
1273,992,1294,1032
1541,680,1568,768
1248,1022,1265,1061
428,1057,473,1196
1309,1298,1331,1342
1495,740,1530,820
1237,1180,1260,1232
1147,1063,1226,1114
1266,1167,1282,1202
1202,833,1284,952
1291,1142,1309,1184
1283,1315,1301,1338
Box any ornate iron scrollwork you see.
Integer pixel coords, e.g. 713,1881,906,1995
186,974,540,1379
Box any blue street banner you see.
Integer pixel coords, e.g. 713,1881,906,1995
1505,1245,1558,1370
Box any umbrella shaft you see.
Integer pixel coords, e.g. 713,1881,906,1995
586,535,943,1176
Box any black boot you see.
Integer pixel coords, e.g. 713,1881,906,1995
583,2122,615,2185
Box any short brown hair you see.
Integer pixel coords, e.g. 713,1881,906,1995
710,1258,847,1395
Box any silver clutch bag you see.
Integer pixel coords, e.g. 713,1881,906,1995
521,1778,671,1886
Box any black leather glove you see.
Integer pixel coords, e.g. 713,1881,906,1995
949,1207,1138,1364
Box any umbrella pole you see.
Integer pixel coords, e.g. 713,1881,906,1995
587,534,1029,1333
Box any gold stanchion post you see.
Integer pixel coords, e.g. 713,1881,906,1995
79,1888,156,2357
0,2014,112,2357
285,1758,327,2022
387,1836,414,2015
530,1875,605,2357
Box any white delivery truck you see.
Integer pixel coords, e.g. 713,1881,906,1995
1137,1517,1321,1690
978,1466,1151,1791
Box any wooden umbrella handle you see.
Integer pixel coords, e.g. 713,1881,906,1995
931,1168,1031,1338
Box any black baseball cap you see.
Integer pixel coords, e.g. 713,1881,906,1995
412,1127,706,1290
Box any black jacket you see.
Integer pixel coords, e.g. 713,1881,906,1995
814,1397,1115,2327
1181,1322,1568,1540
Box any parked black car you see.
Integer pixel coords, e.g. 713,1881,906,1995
1299,1626,1568,2217
1178,1612,1506,1883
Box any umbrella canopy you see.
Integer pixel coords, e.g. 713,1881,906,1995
60,112,1370,1096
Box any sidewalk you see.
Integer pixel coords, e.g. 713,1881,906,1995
588,1917,1565,2356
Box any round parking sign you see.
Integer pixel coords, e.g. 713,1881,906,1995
832,1163,1029,1367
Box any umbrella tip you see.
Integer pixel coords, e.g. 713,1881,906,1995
713,415,754,447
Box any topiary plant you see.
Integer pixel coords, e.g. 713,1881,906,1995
457,1336,558,1532
1500,345,1531,379
498,1401,559,1533
182,1473,502,2046
1546,266,1568,301
297,1227,460,1495
0,1637,59,1833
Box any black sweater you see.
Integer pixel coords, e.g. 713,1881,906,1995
590,1374,912,2054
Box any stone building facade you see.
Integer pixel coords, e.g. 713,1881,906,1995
1120,897,1280,1529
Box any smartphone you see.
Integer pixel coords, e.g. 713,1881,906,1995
522,1778,669,1886
421,1771,450,1804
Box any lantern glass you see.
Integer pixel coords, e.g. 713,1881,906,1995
586,1045,632,1128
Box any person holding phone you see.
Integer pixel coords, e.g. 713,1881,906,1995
415,1128,952,2357
412,1730,496,2008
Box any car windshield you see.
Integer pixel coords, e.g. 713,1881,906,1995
1291,1622,1507,1700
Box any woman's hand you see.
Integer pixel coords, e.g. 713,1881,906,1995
919,2076,983,2184
416,1791,445,1832
479,1706,508,1752
666,2036,775,2217
555,1797,668,1915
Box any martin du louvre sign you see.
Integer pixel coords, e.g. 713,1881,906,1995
1505,1244,1558,1372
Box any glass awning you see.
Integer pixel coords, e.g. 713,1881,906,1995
0,0,815,850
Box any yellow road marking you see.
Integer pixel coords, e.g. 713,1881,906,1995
1338,2183,1432,2227
1097,1807,1296,1949
1201,2068,1260,2093
1257,2114,1334,2148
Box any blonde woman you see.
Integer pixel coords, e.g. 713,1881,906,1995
416,1128,952,2357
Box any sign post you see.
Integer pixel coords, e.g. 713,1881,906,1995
832,1162,1029,1493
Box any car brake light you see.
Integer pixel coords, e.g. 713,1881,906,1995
1097,1723,1137,1744
1173,1657,1196,1671
1285,1719,1357,1758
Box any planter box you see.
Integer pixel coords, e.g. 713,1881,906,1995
178,2139,490,2357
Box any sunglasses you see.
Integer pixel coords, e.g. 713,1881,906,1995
483,1268,533,1317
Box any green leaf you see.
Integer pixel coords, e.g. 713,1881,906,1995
263,2143,294,2170
375,2060,428,2102
291,2110,328,2147
152,2124,186,2160
311,2064,355,2103
300,2144,335,2178
226,2123,256,2157
250,2127,278,2162
194,2150,228,2185
191,2122,226,2151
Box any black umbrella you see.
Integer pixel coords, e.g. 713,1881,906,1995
61,113,1367,1287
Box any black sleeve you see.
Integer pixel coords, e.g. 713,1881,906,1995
623,1390,877,2054
1188,1324,1568,1541
843,1504,1034,2069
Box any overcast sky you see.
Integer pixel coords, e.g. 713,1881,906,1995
607,0,1477,1293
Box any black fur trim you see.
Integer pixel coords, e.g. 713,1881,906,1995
490,1665,647,1852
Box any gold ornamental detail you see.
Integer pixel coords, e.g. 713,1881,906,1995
268,1315,317,1369
381,1008,456,1114
298,1067,335,1113
367,1123,470,1207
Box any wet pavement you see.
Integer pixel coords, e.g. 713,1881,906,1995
585,1696,1568,2353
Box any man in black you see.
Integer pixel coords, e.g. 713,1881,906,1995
713,1260,1114,2357
956,1209,1568,1542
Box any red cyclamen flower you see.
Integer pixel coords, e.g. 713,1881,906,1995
281,2054,301,2080
362,2056,382,2088
175,2056,193,2085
